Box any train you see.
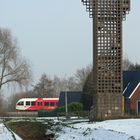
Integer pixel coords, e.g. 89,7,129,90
16,98,59,111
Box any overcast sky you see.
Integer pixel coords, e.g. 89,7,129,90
0,0,139,84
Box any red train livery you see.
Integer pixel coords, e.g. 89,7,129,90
16,98,59,111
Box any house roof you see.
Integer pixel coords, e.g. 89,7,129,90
123,71,140,98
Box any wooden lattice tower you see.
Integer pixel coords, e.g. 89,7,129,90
82,0,130,120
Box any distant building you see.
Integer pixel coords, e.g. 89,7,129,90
58,91,92,110
123,71,140,114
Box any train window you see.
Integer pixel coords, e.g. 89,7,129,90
38,102,42,106
50,102,55,106
26,101,30,106
44,102,49,106
31,101,36,106
17,101,23,106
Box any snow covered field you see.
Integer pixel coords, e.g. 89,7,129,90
1,118,140,140
56,119,140,140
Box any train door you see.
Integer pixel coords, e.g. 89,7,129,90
37,101,43,109
25,101,30,107
24,101,31,110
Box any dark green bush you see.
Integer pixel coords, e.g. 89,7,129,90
67,102,83,112
55,106,65,112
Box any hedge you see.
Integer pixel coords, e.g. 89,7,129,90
38,102,83,117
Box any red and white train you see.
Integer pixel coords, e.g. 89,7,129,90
16,98,59,111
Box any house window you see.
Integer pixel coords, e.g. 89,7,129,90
138,101,140,114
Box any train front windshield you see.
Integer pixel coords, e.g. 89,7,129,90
17,101,24,106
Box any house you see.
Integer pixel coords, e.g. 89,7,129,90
123,71,140,114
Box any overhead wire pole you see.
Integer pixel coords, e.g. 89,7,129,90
65,91,68,118
81,0,130,120
64,77,68,119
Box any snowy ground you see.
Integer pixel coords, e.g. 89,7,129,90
0,123,22,140
0,123,14,140
55,119,140,140
1,118,140,140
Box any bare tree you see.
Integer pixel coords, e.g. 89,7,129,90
74,64,92,90
66,76,78,91
0,28,32,91
122,56,133,71
33,74,54,97
53,76,76,95
52,65,93,93
122,56,140,71
0,94,8,115
53,76,65,97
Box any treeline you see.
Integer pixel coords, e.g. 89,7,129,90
0,27,140,114
123,57,140,71
7,65,92,112
7,58,140,112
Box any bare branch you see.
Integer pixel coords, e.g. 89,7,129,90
0,27,32,91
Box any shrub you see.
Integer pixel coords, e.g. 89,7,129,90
67,102,83,112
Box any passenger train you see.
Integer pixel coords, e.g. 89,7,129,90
16,98,59,111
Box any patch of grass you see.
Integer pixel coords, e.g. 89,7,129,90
6,121,48,140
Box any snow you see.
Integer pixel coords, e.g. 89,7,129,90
1,118,140,140
56,119,140,140
13,132,22,140
0,123,22,140
0,123,14,140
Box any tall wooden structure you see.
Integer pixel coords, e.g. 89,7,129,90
82,0,130,120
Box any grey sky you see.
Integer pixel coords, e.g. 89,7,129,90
0,0,139,84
